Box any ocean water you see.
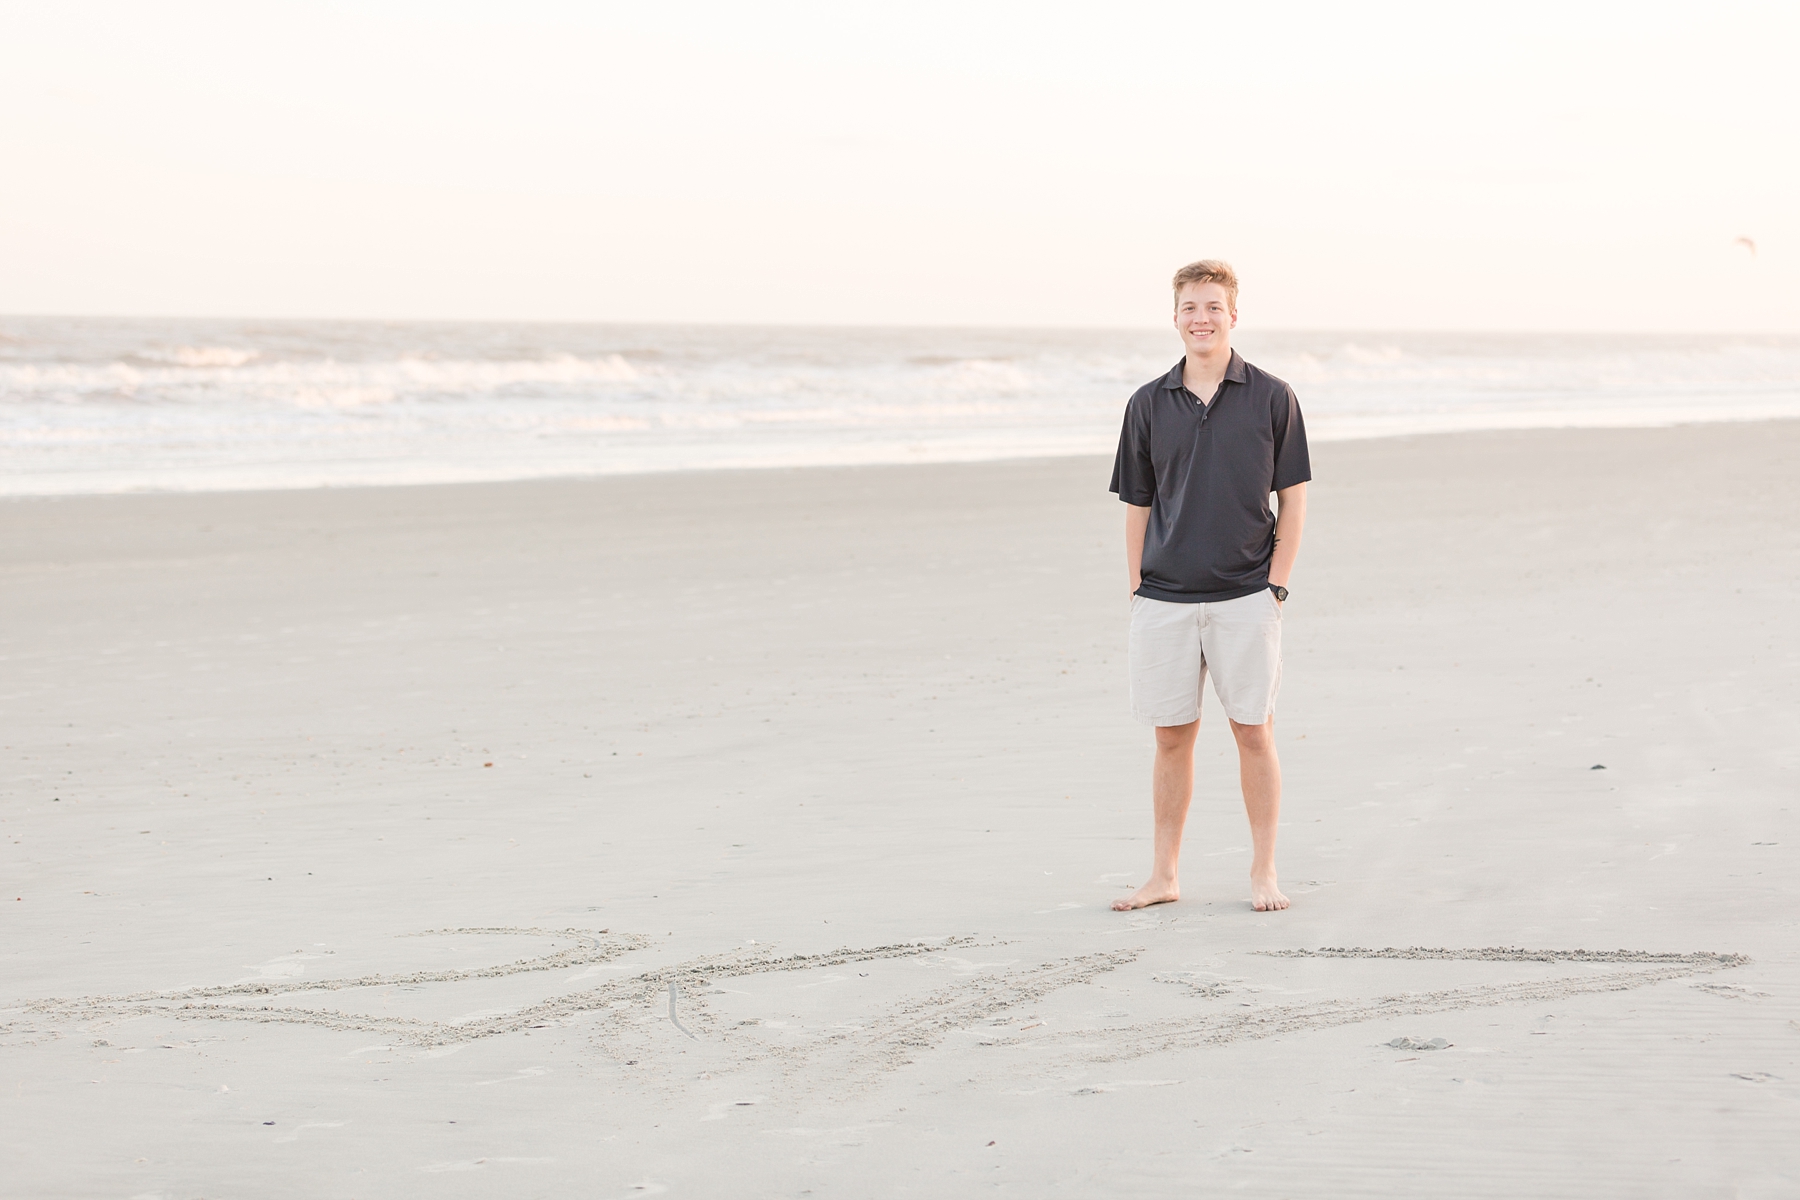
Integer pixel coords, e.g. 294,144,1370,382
2,317,1797,495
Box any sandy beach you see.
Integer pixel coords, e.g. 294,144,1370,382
3,421,1796,1197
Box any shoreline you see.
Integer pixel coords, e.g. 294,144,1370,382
6,413,1800,502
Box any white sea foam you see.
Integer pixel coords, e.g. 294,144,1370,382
0,351,644,408
1,319,1795,495
137,345,262,367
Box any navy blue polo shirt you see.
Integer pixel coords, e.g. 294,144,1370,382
1109,350,1311,603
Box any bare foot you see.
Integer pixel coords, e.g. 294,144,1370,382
1112,878,1180,911
1250,872,1289,912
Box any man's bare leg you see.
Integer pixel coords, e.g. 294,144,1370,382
1112,720,1199,911
1229,717,1289,911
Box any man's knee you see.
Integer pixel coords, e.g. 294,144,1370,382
1154,720,1199,752
1229,718,1274,753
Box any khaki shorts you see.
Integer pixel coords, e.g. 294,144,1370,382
1129,589,1283,727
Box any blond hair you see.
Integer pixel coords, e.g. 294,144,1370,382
1172,259,1239,311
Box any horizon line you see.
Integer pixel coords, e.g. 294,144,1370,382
4,312,1799,338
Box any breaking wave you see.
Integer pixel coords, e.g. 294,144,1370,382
1,318,1796,494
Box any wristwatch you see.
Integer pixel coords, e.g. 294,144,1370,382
1268,584,1289,602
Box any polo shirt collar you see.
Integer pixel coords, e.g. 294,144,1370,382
1161,350,1248,392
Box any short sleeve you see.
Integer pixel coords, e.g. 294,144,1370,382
1271,384,1312,491
1109,394,1155,505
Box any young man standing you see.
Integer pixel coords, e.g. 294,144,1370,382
1109,260,1310,913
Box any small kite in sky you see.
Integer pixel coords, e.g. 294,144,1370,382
1734,236,1757,256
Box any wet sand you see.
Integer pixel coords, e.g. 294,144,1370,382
3,422,1797,1197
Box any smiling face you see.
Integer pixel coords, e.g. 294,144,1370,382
1174,281,1237,357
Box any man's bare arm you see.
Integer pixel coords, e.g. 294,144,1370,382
1268,482,1307,591
1125,503,1150,596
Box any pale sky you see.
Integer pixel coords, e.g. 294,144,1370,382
2,1,1795,329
